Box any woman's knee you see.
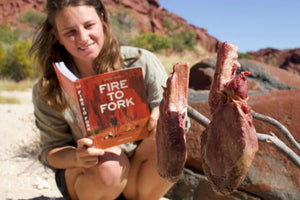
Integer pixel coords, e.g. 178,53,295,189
81,147,128,187
97,157,130,186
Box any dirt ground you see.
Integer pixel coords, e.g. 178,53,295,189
0,90,63,200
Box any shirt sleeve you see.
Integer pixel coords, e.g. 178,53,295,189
32,83,73,166
137,48,169,111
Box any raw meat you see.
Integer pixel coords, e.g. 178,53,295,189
201,42,258,195
156,62,190,183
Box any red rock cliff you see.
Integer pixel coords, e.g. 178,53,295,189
0,0,219,53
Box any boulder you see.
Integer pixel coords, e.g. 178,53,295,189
189,58,300,94
165,168,261,200
189,59,215,90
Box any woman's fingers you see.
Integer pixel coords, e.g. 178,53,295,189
147,106,160,138
77,137,94,149
148,106,159,131
76,138,104,168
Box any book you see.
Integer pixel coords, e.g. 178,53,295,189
53,62,150,149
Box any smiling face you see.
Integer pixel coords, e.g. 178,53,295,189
54,5,104,72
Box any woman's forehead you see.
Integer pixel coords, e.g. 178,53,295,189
55,5,99,29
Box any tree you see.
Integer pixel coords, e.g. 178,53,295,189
2,39,32,81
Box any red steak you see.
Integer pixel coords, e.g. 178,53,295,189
201,42,258,195
156,63,190,183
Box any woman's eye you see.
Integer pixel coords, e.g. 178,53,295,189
85,23,94,29
64,30,76,37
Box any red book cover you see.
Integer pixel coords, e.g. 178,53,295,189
53,62,150,149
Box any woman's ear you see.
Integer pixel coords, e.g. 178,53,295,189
52,30,64,45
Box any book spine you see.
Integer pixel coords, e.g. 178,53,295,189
75,83,91,137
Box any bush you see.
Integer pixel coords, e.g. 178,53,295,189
238,53,255,60
172,31,196,52
0,25,18,44
131,33,172,52
19,9,46,30
0,39,33,81
0,42,8,79
0,43,6,71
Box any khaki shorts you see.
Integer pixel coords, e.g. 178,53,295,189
119,141,139,158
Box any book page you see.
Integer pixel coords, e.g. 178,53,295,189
55,62,78,82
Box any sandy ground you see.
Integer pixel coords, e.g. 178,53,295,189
0,90,170,200
0,90,63,200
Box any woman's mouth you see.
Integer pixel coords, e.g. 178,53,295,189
78,43,94,51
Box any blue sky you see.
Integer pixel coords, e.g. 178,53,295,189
159,0,300,53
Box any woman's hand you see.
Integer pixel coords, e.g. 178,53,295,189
147,106,160,138
76,138,105,168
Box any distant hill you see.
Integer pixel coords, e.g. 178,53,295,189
248,48,300,75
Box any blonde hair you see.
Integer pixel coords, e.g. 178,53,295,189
30,0,124,111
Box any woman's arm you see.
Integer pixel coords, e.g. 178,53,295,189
47,138,104,169
33,83,104,169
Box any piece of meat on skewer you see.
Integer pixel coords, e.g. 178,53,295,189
201,42,258,195
156,62,190,183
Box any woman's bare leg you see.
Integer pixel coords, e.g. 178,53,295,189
123,138,174,200
65,146,130,200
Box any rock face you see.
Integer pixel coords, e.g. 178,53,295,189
0,0,45,27
249,48,300,75
103,0,219,52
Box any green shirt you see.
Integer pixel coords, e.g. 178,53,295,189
33,46,168,166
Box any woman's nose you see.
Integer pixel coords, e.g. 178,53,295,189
77,28,89,43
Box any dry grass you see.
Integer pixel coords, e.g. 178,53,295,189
0,96,21,104
0,79,36,104
156,49,214,74
0,79,35,91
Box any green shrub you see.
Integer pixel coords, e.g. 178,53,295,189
131,33,172,52
1,39,33,81
172,31,196,52
163,16,182,34
0,25,18,44
0,43,6,71
238,53,255,60
19,9,46,30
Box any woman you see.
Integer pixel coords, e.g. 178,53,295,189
30,0,173,199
